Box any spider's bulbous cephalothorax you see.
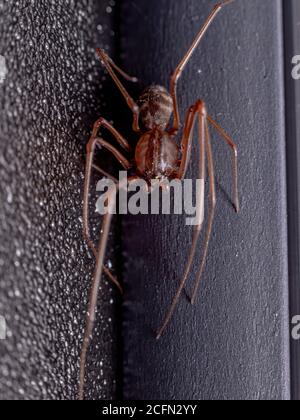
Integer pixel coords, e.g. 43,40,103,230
138,85,173,131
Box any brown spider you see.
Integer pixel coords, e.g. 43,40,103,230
79,0,239,400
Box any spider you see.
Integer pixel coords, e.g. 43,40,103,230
79,0,239,400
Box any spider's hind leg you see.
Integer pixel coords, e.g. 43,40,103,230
207,114,239,213
190,119,216,305
79,180,119,400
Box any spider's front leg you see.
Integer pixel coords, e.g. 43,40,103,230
169,0,234,134
96,49,140,133
83,126,132,293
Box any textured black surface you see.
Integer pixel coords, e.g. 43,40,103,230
0,0,122,400
284,0,300,401
121,0,290,400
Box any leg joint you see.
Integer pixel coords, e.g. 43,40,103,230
194,100,207,116
94,117,106,129
86,136,98,153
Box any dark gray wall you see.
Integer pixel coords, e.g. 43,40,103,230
0,0,121,400
122,0,290,400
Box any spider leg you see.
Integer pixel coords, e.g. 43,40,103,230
190,119,216,305
91,117,132,152
96,49,140,133
156,101,207,340
177,100,206,180
79,178,126,400
207,114,239,213
79,176,141,400
169,0,234,134
85,171,121,292
97,50,138,83
83,136,131,292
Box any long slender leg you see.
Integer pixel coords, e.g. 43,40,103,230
93,139,132,170
97,51,138,83
83,136,132,255
207,114,239,212
169,0,234,134
88,162,122,293
92,164,118,184
91,118,131,183
91,162,122,291
84,120,131,257
91,117,132,152
156,102,207,340
79,179,125,400
177,100,205,179
190,120,216,305
96,49,140,133
83,137,131,291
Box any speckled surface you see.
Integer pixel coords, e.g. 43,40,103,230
0,0,121,400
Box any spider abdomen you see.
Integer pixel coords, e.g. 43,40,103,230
135,130,180,181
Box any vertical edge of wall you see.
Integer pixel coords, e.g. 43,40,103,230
121,0,290,400
284,0,300,401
